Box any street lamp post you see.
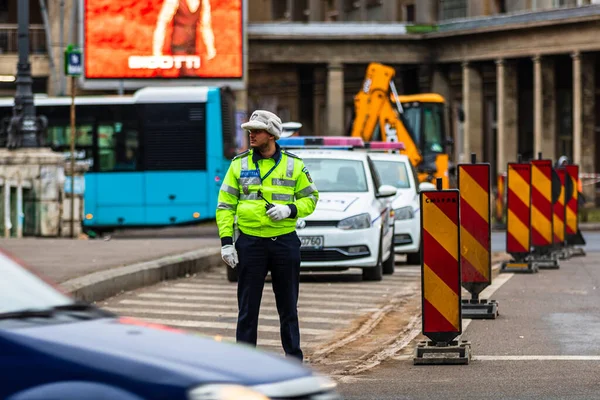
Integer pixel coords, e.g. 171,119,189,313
11,0,44,148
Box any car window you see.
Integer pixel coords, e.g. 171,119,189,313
372,160,412,189
0,252,72,314
303,158,368,192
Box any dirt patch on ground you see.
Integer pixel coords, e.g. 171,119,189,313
308,255,510,376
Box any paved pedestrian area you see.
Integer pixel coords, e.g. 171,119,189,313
0,235,219,284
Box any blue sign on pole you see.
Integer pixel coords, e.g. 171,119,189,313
65,45,83,76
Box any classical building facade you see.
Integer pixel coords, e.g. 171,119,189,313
0,0,599,201
245,0,600,203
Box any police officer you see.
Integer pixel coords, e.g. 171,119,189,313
216,110,319,362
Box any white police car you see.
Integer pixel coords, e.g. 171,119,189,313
368,152,435,265
279,137,397,281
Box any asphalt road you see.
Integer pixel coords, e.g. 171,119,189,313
337,251,600,399
491,231,599,253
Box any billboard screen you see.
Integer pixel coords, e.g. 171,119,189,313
84,0,243,80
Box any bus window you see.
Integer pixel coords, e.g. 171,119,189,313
48,123,93,148
98,123,139,172
47,123,94,166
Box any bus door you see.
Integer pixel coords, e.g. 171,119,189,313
92,122,145,226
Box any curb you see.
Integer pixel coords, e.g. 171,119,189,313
61,247,222,303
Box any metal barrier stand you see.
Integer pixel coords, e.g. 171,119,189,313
414,178,471,365
501,157,539,273
458,153,498,319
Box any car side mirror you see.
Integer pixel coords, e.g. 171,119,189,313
418,182,436,192
377,184,398,198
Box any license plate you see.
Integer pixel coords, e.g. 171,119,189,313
300,236,324,249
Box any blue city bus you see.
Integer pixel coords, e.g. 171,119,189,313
0,86,237,234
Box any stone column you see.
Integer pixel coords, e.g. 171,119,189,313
431,67,452,144
533,55,556,160
496,60,506,174
462,61,483,162
326,62,345,136
533,56,543,158
581,54,596,204
572,52,582,166
496,59,518,172
541,57,556,161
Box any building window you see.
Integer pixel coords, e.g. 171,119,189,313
272,1,289,21
439,0,467,20
322,0,339,21
494,0,506,13
366,0,383,7
0,1,8,23
343,0,361,12
405,4,416,22
292,0,309,22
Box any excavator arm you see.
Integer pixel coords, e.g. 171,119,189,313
350,63,395,142
351,62,423,166
377,100,423,167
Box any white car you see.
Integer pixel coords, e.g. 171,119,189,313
369,152,435,265
291,149,397,281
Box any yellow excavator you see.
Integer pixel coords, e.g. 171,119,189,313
350,62,453,189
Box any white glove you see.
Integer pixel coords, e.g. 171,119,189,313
267,204,291,221
221,245,238,268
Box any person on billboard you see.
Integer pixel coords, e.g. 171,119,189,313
152,0,217,76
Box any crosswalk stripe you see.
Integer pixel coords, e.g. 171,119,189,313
140,318,331,336
158,286,387,302
115,299,363,316
214,337,317,349
104,307,346,325
137,293,379,309
185,278,419,292
172,282,403,296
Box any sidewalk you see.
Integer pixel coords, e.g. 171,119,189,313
0,224,222,302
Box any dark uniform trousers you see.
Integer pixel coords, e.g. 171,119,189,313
235,230,303,361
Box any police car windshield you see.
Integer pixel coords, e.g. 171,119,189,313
0,251,72,315
303,158,368,192
372,160,411,189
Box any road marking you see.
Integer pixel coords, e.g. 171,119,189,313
390,354,600,361
210,336,295,348
172,282,405,296
114,299,363,315
139,317,331,336
158,286,385,302
103,266,423,358
474,355,600,361
136,292,380,309
104,307,347,325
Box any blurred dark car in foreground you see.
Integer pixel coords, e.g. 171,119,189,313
0,250,341,400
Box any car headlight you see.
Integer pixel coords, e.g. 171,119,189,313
394,206,414,220
188,384,268,400
337,213,371,230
